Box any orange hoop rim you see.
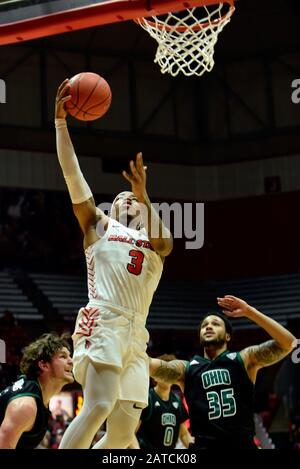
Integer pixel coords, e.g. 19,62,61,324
135,1,235,33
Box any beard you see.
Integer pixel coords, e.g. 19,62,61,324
200,336,226,348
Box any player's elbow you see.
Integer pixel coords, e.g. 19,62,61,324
164,238,173,257
278,333,297,353
153,237,173,257
289,334,298,351
159,244,173,257
0,427,17,449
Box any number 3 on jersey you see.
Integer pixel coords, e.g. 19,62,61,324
127,249,144,276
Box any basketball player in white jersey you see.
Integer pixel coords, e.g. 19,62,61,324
54,79,173,449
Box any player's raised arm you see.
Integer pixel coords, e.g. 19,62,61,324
217,295,296,381
54,79,109,239
122,153,173,257
149,357,187,390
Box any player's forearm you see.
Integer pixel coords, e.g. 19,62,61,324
149,358,175,383
55,119,93,204
139,193,173,257
149,358,185,385
180,429,193,448
246,306,296,350
0,430,17,449
55,119,80,176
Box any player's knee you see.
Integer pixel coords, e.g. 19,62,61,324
93,401,114,418
83,400,114,422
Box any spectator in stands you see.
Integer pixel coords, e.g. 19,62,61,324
36,429,51,449
0,333,73,448
55,79,172,449
260,393,280,429
0,309,15,329
51,428,64,449
51,399,71,424
149,295,296,449
129,354,194,449
290,399,300,449
7,193,25,221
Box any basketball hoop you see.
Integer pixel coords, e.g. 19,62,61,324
135,1,235,77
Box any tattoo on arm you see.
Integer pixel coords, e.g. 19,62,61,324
152,360,187,384
246,340,291,368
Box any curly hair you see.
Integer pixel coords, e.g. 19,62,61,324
20,332,71,379
157,354,177,362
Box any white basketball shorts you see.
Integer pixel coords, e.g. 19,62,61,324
72,303,149,406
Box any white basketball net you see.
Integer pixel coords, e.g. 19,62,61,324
136,3,235,77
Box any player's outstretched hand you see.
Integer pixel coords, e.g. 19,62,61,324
55,79,71,120
122,152,148,202
217,295,251,318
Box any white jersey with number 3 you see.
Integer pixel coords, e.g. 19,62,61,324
85,218,163,319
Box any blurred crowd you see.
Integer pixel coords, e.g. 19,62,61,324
0,188,84,273
0,309,29,388
290,400,300,450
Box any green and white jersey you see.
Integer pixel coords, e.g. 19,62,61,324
185,351,255,449
0,375,51,449
137,387,189,449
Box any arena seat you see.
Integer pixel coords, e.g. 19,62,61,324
28,271,300,329
0,271,42,320
29,272,87,320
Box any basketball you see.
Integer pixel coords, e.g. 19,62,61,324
65,72,112,121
